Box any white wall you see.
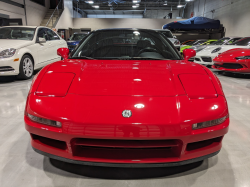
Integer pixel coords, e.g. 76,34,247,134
184,0,250,37
56,0,74,29
73,18,184,31
144,10,180,19
0,0,50,26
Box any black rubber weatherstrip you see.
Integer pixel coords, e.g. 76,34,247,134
33,147,220,168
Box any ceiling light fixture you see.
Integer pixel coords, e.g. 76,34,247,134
132,5,138,8
177,4,184,8
92,5,99,8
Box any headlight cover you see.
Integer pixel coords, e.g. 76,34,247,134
235,56,250,60
192,115,228,130
28,113,62,127
0,48,16,58
211,47,221,53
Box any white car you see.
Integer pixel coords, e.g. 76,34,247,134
0,26,67,79
193,37,250,66
154,29,181,51
190,36,242,53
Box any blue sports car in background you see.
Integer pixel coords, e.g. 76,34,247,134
67,32,88,51
163,17,221,31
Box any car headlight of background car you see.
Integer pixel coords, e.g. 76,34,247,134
174,40,180,45
193,115,228,130
235,56,250,60
0,48,16,58
211,47,222,53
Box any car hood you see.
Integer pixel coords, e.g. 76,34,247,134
0,39,34,51
196,45,249,56
48,59,207,97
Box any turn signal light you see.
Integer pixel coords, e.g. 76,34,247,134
192,115,228,130
28,113,62,127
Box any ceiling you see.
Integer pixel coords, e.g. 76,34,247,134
73,0,194,12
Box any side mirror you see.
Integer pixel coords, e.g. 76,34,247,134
173,35,177,39
38,37,46,43
57,48,69,60
183,49,196,61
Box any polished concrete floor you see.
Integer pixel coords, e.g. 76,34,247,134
0,70,250,187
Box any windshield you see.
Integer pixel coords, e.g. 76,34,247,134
159,31,173,38
231,37,250,46
71,30,181,60
69,33,88,41
192,40,207,46
0,27,35,40
212,37,230,45
225,38,242,45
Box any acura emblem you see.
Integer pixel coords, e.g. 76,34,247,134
122,110,132,118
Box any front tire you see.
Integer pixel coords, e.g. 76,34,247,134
17,55,34,80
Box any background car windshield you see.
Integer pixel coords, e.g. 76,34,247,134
212,37,230,45
159,31,173,38
0,27,35,40
230,37,250,46
193,40,207,45
71,30,181,60
185,41,196,45
70,33,87,41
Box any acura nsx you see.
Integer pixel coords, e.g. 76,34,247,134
25,29,229,167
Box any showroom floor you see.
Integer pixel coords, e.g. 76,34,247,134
0,70,250,187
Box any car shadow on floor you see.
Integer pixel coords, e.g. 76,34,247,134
48,158,204,179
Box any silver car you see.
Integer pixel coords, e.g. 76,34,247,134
154,29,181,51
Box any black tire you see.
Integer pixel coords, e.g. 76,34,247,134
17,55,34,80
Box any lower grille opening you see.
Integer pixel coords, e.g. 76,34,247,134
195,58,201,62
186,136,222,151
71,138,183,160
31,134,67,150
188,57,194,62
201,57,212,62
0,66,15,72
215,63,243,69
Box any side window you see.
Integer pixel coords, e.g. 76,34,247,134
46,29,60,40
37,28,48,40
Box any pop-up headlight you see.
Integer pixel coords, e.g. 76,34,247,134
36,72,75,97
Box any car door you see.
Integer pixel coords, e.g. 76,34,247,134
45,28,62,64
35,28,51,68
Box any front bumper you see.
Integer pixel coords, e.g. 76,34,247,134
33,147,220,168
25,115,228,166
25,93,229,166
0,56,20,76
194,55,216,66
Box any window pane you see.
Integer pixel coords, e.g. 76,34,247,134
46,29,59,40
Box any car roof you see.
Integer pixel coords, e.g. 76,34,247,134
2,26,38,28
73,32,88,34
94,28,158,33
154,29,171,32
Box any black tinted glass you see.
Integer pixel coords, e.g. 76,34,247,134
0,27,35,40
71,30,181,60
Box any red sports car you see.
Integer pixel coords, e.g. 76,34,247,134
25,29,229,167
213,48,250,73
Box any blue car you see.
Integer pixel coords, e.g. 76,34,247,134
163,17,220,31
67,32,88,51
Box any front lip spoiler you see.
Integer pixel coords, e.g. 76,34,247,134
33,147,220,168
